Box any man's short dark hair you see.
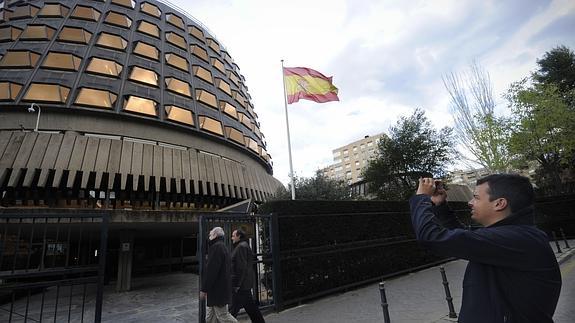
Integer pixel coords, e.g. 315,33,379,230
476,174,534,213
235,229,246,239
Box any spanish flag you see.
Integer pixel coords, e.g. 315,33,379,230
283,67,339,104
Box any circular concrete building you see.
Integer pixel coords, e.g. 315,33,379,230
0,0,283,210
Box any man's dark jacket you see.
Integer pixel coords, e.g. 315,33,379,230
231,240,255,290
201,237,232,307
410,195,561,323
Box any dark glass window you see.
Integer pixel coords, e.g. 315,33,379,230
70,5,101,21
21,25,56,41
0,82,22,101
38,3,70,17
0,50,40,68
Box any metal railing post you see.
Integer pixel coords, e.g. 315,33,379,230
560,228,570,249
270,213,283,311
198,215,206,323
379,281,391,323
95,213,109,323
552,231,562,253
440,267,457,319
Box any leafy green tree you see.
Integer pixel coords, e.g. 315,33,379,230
533,45,575,96
273,171,352,200
443,62,511,172
363,109,456,200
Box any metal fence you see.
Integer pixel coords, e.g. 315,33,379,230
0,212,109,322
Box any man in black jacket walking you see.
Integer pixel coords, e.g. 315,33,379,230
200,227,238,323
229,229,265,323
411,174,561,323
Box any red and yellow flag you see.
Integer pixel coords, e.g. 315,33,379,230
283,67,339,104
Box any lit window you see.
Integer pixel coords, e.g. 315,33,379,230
215,78,231,96
21,25,56,41
42,52,82,71
75,88,117,108
189,25,204,41
9,4,40,20
137,20,160,38
219,101,237,119
0,26,22,42
58,26,91,44
0,50,40,68
165,77,191,97
166,13,185,30
133,41,159,61
195,89,217,109
211,57,225,74
225,126,243,144
226,70,240,86
86,57,123,77
198,116,223,136
129,66,158,87
166,32,186,49
193,65,212,84
165,53,188,72
206,38,220,53
105,11,132,28
140,2,161,18
23,83,70,103
96,32,128,51
123,96,157,116
38,3,69,17
244,137,259,153
238,113,253,130
0,81,22,101
71,5,101,21
166,105,194,125
191,45,209,62
111,0,135,9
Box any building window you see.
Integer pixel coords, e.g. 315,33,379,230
231,90,246,108
105,11,132,28
193,65,213,84
42,52,82,71
215,78,231,96
238,113,253,130
0,50,40,68
189,25,204,42
86,57,123,77
96,32,128,51
244,137,259,153
111,0,135,9
75,88,117,109
211,57,225,74
129,66,158,87
123,95,157,116
140,2,161,18
58,26,91,44
219,101,238,119
0,26,22,42
38,3,69,17
345,164,351,169
166,13,185,30
367,141,373,147
343,150,349,155
165,77,191,98
196,89,217,109
225,126,244,144
166,32,186,50
21,25,56,41
191,45,209,63
166,105,194,125
198,116,223,136
133,41,159,61
226,70,240,86
0,82,22,101
137,20,160,38
206,38,220,53
23,83,70,103
165,53,188,72
70,5,101,21
9,4,40,20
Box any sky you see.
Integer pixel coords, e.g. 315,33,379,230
169,0,575,186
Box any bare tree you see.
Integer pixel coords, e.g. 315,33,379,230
443,62,511,172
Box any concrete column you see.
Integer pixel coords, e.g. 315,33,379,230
116,230,135,292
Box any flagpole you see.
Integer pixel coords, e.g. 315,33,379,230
281,59,296,200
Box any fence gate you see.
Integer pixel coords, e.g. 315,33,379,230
198,213,280,323
0,212,109,322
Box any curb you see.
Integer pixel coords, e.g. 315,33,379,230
557,247,575,265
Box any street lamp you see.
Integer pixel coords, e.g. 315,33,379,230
27,103,41,132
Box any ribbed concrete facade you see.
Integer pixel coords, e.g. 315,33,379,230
0,0,283,209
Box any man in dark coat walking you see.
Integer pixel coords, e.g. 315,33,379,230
411,174,561,323
200,227,238,323
229,229,265,323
